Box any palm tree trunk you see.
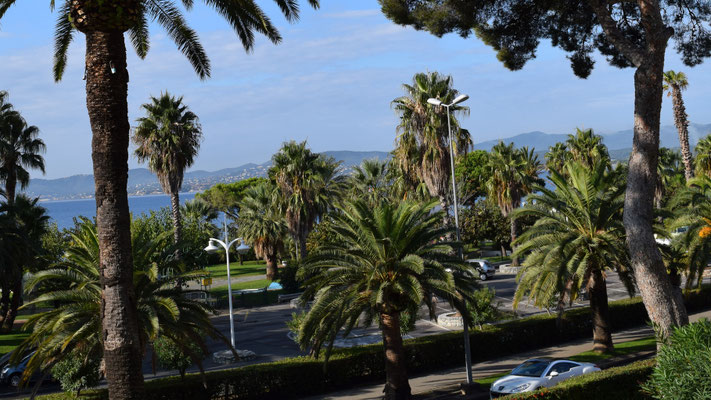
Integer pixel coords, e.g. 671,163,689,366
0,281,9,327
170,190,182,260
671,86,694,181
588,269,613,353
0,279,22,332
625,49,689,339
439,195,452,229
380,312,411,400
85,29,145,399
5,171,15,206
299,223,309,260
265,252,278,281
510,217,519,266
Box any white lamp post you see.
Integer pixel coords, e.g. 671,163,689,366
428,94,474,385
204,219,250,348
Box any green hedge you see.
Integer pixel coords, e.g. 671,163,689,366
39,287,711,400
498,359,654,400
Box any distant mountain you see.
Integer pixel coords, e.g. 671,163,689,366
27,150,390,201
475,123,711,153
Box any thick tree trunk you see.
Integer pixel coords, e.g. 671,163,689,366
625,53,688,338
1,279,22,332
85,30,145,399
170,190,182,260
265,252,278,281
380,312,411,400
5,172,15,206
671,87,694,181
588,270,613,353
510,217,519,266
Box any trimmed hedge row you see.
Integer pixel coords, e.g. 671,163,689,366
498,359,655,400
39,287,711,400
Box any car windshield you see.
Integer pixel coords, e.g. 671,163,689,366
482,261,493,269
511,360,552,377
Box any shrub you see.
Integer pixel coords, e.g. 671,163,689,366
278,259,302,293
499,359,654,400
643,318,711,400
467,286,499,328
153,336,204,379
50,350,102,396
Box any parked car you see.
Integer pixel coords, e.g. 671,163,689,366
466,259,496,281
1,351,36,388
489,358,600,398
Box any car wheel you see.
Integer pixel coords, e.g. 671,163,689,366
9,373,21,388
480,273,487,281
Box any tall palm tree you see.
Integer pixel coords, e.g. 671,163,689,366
298,200,478,400
566,128,610,170
545,142,568,174
695,135,711,178
133,92,202,255
0,3,319,394
663,70,694,181
13,217,230,388
350,159,389,205
238,181,287,280
392,71,472,228
0,101,45,206
269,141,342,259
513,161,633,353
485,142,543,264
0,195,49,332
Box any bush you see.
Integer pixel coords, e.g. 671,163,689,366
153,336,204,379
499,359,654,400
643,318,711,400
38,287,711,400
50,350,102,396
468,287,499,328
278,259,302,293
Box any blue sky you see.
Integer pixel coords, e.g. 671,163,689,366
2,1,711,179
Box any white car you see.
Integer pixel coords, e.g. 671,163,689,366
466,259,496,281
489,358,600,398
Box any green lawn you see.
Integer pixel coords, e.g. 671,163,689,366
482,255,512,263
203,260,267,280
209,279,282,308
0,331,29,356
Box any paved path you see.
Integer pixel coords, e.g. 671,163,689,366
302,308,711,400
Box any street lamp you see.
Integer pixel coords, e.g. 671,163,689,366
428,93,474,386
204,220,250,348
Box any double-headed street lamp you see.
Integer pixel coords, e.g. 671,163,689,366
427,94,474,386
204,219,250,348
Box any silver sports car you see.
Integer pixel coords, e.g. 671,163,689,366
490,358,601,398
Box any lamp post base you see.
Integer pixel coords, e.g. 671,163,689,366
212,349,257,365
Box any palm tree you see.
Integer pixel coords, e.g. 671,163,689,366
545,142,568,174
350,159,389,204
392,72,472,228
238,181,287,280
0,101,45,207
0,1,320,396
668,176,711,289
269,141,342,259
13,217,229,387
656,147,685,208
513,161,633,353
133,92,202,255
695,135,711,178
0,195,49,332
663,70,694,181
485,142,543,264
566,128,610,170
298,200,478,400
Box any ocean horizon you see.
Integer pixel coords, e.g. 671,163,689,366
40,193,197,230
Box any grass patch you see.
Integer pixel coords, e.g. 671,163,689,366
483,256,512,263
209,279,282,308
0,331,30,356
569,336,656,363
476,372,508,386
203,260,266,280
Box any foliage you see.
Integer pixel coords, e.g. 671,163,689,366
455,150,489,206
466,287,499,329
643,318,711,400
656,147,686,207
546,128,611,174
668,176,711,288
349,159,391,205
51,350,102,395
13,217,228,386
196,178,268,220
37,289,711,400
695,135,711,178
298,199,478,360
153,335,204,379
485,142,543,219
460,201,511,254
391,71,472,220
278,259,304,293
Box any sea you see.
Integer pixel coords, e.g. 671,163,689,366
41,193,197,230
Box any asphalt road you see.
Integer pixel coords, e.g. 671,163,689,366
1,271,705,399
